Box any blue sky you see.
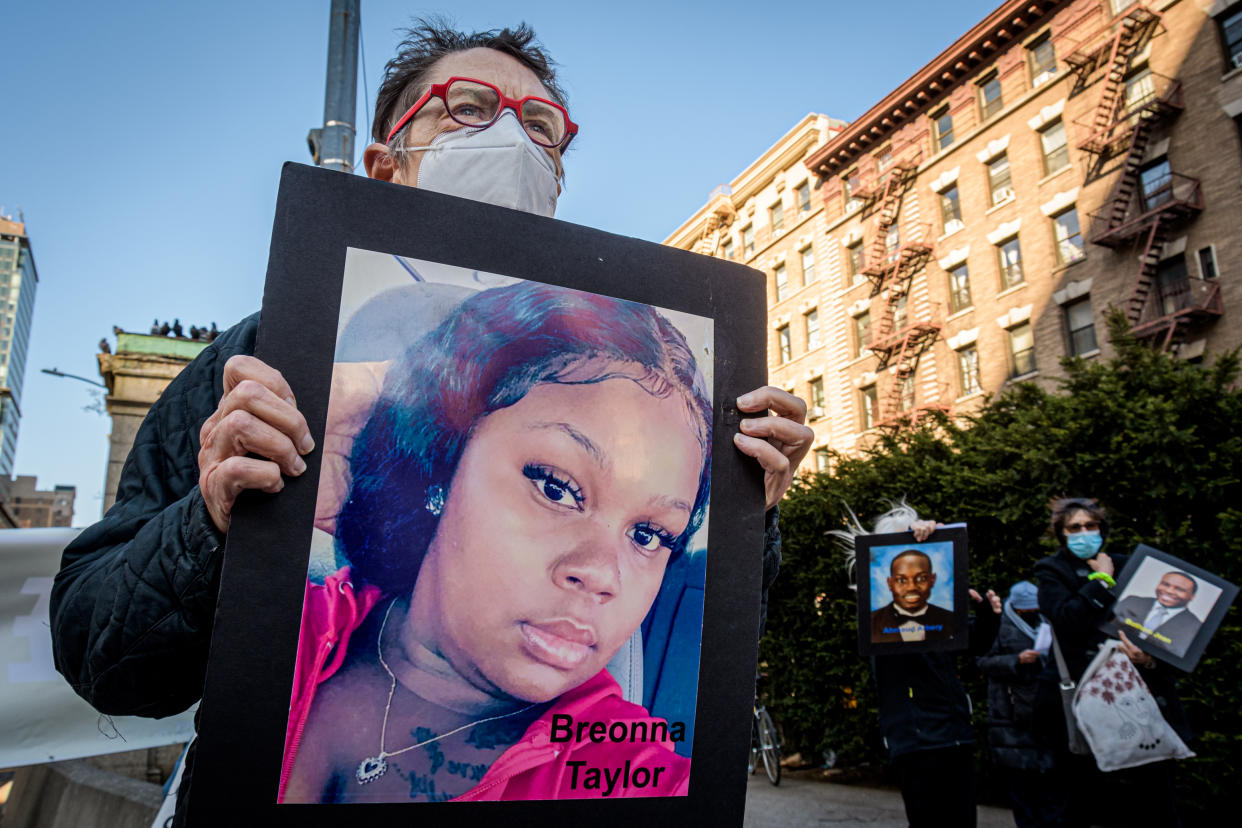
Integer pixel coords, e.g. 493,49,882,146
2,0,1001,524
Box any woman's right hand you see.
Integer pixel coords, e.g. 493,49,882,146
1087,552,1115,577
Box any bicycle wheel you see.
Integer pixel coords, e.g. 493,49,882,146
756,708,781,785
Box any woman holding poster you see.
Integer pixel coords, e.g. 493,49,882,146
279,280,712,803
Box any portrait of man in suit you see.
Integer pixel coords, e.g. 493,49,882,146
1112,569,1204,659
870,549,955,644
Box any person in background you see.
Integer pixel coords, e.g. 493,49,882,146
49,19,814,826
976,581,1061,827
832,501,1001,828
1033,497,1189,828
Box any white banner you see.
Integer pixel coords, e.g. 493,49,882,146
0,528,195,767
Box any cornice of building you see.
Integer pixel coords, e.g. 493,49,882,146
804,0,1065,176
664,113,844,248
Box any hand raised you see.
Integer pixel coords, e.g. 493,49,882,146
733,386,815,510
197,355,314,533
1087,553,1115,577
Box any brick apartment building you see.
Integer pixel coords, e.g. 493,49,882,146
666,0,1242,466
0,475,75,528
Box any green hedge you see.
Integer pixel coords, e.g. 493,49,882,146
759,318,1241,814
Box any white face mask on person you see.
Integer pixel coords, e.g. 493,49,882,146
395,112,560,218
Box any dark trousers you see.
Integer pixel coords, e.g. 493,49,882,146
891,744,975,828
1001,767,1065,828
1056,753,1180,828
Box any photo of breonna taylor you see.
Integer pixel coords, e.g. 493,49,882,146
278,250,714,803
869,543,956,644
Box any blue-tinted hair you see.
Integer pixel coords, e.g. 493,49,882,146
335,281,713,593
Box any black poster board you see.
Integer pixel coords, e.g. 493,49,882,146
855,526,970,657
1102,543,1239,672
187,164,766,826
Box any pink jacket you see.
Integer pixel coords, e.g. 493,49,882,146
279,567,691,802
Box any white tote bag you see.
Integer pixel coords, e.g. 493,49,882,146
1072,640,1194,772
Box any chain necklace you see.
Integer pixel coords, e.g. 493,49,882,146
355,599,538,785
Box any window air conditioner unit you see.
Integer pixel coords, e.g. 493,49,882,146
994,186,1014,203
811,405,826,419
1233,53,1242,69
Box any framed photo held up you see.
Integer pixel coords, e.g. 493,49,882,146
1101,544,1238,672
856,525,970,657
185,164,768,826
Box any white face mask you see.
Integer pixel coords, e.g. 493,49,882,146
395,112,560,218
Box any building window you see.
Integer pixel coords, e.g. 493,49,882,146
932,106,955,151
892,294,908,331
805,308,821,349
949,264,973,312
940,185,962,231
801,246,816,283
876,147,894,173
1199,245,1218,279
1029,34,1057,86
770,200,785,234
722,238,734,260
814,447,830,472
998,236,1024,289
1009,322,1036,377
1124,66,1156,112
809,376,826,419
958,347,982,396
979,72,1004,119
742,224,754,256
843,169,861,201
886,224,900,254
774,263,788,302
853,311,871,357
777,324,791,363
1223,7,1242,70
860,384,879,429
847,242,866,283
795,181,812,214
899,373,916,411
988,153,1013,204
1111,0,1138,14
1053,207,1084,264
1155,254,1190,316
1065,297,1098,356
1140,158,1172,209
1040,120,1070,175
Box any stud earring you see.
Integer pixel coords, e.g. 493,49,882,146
424,484,445,517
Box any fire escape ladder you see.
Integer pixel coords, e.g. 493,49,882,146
881,337,916,423
1103,110,1156,230
861,170,908,291
1126,218,1167,325
1093,26,1131,135
694,215,722,256
875,286,903,345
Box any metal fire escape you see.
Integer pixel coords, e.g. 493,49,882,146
850,146,945,427
1071,4,1216,350
693,187,737,257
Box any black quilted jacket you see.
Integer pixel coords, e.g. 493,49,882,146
50,312,260,717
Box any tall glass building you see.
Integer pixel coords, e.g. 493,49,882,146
0,215,37,479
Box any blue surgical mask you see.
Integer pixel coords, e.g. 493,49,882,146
1066,531,1103,559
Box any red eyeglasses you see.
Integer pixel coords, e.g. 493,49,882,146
386,76,578,149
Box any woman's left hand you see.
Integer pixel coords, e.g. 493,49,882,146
734,386,815,510
1118,630,1155,668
